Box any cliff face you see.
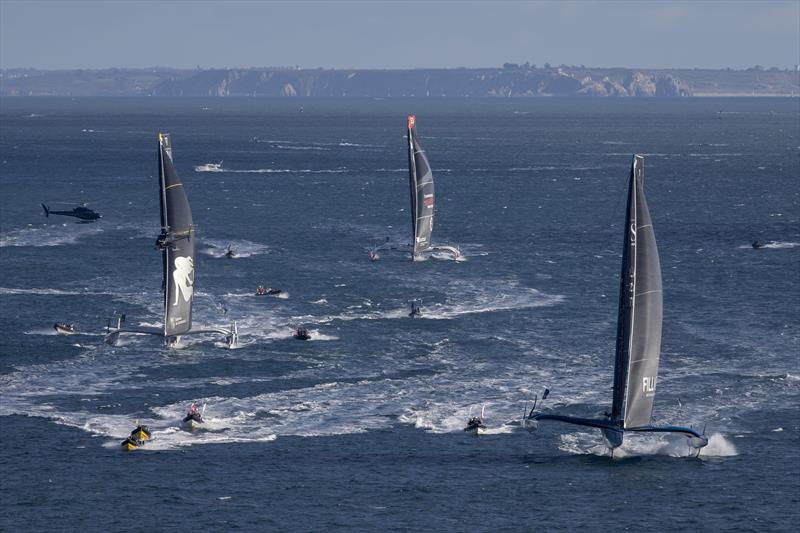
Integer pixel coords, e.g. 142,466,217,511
148,67,693,98
1,66,797,97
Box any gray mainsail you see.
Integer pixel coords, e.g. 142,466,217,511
157,133,195,337
529,155,706,452
104,133,237,348
407,115,435,257
611,155,663,429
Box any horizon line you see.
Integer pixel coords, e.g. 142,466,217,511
2,64,798,73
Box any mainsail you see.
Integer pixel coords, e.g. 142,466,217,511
157,133,195,337
529,155,706,453
611,155,663,429
407,115,435,257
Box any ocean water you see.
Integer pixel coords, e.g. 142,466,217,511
0,97,798,531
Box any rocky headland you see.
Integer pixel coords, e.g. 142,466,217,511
2,64,797,97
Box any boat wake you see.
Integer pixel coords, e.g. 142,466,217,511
23,327,102,337
0,287,104,296
0,224,103,247
403,280,561,321
0,329,750,455
225,168,349,174
202,238,270,258
294,279,563,325
556,431,737,459
194,162,225,172
739,241,799,249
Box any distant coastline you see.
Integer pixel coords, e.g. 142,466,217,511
1,65,797,97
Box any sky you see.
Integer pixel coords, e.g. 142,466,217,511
1,0,798,70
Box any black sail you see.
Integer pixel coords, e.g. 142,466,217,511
407,115,435,257
611,155,663,429
157,133,195,337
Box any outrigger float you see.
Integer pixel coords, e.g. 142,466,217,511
525,156,708,457
105,134,238,348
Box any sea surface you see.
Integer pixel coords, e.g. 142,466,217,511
0,97,798,531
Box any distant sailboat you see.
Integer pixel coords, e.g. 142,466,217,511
370,116,461,261
527,155,707,455
106,134,238,348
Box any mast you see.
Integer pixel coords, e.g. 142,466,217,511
158,134,169,334
407,115,418,253
406,115,435,258
611,155,663,429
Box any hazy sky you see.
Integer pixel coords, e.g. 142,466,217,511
1,0,798,70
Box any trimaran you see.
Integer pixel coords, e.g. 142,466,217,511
526,155,708,456
370,115,462,262
106,133,238,348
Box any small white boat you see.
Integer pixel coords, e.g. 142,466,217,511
464,405,487,435
181,403,205,431
464,416,486,435
181,416,203,431
54,322,76,335
194,161,224,172
293,327,311,341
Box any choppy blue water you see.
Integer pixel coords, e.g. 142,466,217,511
1,97,798,531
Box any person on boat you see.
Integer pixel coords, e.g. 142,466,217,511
464,416,485,432
752,240,766,249
130,424,151,440
54,322,76,334
294,327,311,340
257,285,266,295
185,403,202,422
225,244,236,258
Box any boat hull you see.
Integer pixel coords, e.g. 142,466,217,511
54,324,75,336
130,427,151,442
181,418,203,431
121,437,141,451
602,427,624,450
